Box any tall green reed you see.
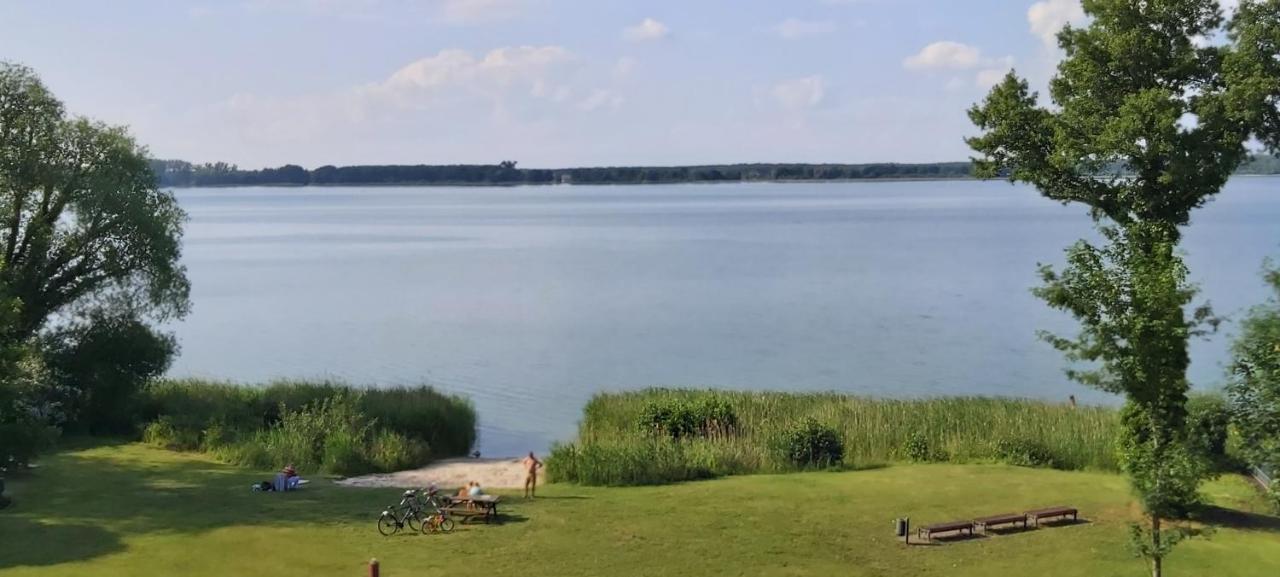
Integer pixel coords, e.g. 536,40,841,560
551,389,1119,486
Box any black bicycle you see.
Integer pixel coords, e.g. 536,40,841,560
377,490,429,536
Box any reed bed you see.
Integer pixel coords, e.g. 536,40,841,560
139,378,477,475
549,389,1119,486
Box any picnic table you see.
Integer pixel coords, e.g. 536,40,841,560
445,494,502,524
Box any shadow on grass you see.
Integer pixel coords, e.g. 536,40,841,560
9,442,430,544
0,517,125,570
1199,505,1280,533
1034,517,1091,529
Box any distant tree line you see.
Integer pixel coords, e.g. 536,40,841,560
149,156,1280,188
148,159,978,187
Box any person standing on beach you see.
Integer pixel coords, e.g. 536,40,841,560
522,452,543,498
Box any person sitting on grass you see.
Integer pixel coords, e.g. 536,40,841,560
522,452,542,499
271,464,302,492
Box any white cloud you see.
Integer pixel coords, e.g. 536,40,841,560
775,18,836,39
375,46,573,101
624,18,669,42
578,89,624,112
771,76,825,111
217,44,634,154
438,0,528,24
975,68,1010,89
1028,0,1086,48
904,41,983,70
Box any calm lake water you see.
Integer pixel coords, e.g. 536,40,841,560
168,178,1280,456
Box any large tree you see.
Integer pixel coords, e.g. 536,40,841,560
0,63,189,342
967,1,1280,576
0,63,189,465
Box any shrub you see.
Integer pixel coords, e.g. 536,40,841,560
368,429,430,473
1186,393,1236,471
784,419,844,468
901,432,941,462
42,312,176,434
698,397,738,437
142,416,199,451
995,438,1058,468
638,397,738,440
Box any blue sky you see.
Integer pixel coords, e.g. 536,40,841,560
0,0,1107,168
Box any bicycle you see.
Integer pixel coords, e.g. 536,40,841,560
422,507,455,534
416,487,455,534
377,490,429,536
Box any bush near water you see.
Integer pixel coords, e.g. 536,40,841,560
548,389,1124,486
139,379,477,476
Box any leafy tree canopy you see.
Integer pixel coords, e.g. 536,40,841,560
968,0,1280,230
0,62,189,341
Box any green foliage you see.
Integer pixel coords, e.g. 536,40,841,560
782,419,844,468
1227,261,1280,477
137,379,472,476
140,378,475,458
964,4,1280,571
0,63,189,342
1118,402,1212,520
1128,522,1196,567
1186,392,1237,471
0,344,62,468
995,438,1059,468
550,389,1118,485
901,432,943,463
41,311,176,434
542,440,727,486
141,417,193,451
639,396,738,439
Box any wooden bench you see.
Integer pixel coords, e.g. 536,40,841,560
444,494,502,524
917,520,975,542
1026,506,1077,527
973,513,1028,534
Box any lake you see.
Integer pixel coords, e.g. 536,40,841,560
168,178,1280,456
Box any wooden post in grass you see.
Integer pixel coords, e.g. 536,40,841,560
369,558,380,577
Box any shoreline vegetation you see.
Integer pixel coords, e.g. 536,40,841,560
138,379,476,477
149,156,1280,188
546,389,1126,486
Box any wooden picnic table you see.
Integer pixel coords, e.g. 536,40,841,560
445,494,502,524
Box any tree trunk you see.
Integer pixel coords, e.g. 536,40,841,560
1151,515,1162,577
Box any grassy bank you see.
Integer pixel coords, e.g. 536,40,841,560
3,441,1277,577
138,379,476,475
548,390,1119,486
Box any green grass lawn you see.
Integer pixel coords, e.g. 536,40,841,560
1,442,1277,577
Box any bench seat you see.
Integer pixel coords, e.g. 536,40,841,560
917,520,974,541
973,513,1027,533
1026,506,1077,526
